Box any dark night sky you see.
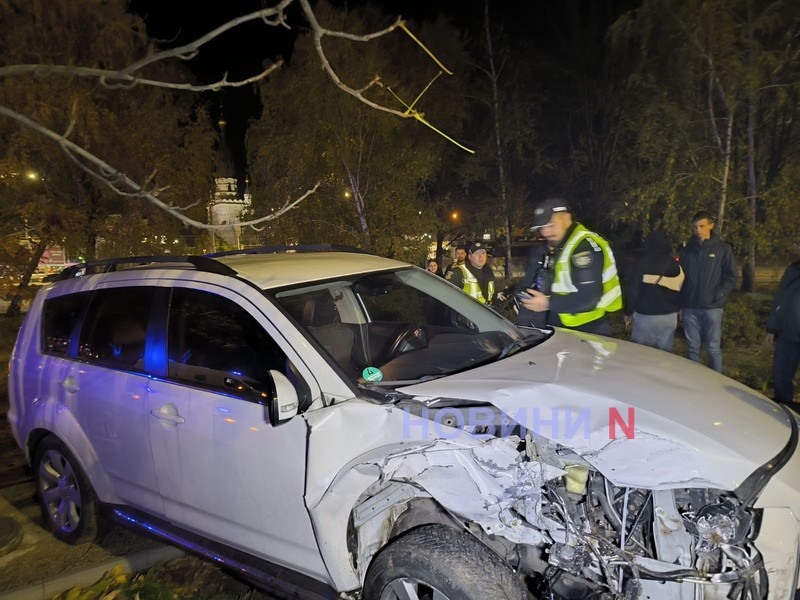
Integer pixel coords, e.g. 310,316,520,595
128,1,635,185
129,0,297,182
127,1,489,180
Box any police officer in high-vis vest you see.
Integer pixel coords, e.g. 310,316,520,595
517,198,622,335
445,240,496,305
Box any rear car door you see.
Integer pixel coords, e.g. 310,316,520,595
147,284,329,581
62,285,165,515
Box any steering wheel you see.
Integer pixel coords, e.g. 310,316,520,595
387,323,429,359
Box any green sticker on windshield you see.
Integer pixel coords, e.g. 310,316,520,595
362,366,383,382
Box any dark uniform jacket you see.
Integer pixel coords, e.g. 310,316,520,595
516,223,607,332
679,233,737,309
445,261,496,304
766,260,800,343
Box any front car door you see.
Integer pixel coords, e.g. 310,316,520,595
147,284,329,582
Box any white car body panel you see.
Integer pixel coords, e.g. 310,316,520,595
148,379,329,582
216,252,407,290
752,507,800,600
65,362,163,515
399,328,792,491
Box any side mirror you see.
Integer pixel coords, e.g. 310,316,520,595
268,369,299,425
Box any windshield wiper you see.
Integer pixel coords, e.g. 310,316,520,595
361,373,448,387
497,336,540,359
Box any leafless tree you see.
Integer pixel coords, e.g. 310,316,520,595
0,0,460,231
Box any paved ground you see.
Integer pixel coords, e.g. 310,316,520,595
0,397,166,594
0,477,168,595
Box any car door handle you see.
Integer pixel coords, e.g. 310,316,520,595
61,377,79,394
150,407,185,425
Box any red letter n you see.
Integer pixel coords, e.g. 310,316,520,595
608,407,634,439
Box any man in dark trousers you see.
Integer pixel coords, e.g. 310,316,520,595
517,198,622,335
445,241,497,304
679,210,738,372
765,243,800,404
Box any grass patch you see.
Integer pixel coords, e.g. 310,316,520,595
50,558,275,600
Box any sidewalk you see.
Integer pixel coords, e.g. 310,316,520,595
0,481,178,599
0,517,22,557
0,545,183,600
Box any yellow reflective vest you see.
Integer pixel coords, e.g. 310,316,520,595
455,264,495,304
551,224,623,327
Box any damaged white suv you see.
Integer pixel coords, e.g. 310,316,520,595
7,247,800,599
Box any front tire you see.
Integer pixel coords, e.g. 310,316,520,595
33,436,103,545
363,525,534,600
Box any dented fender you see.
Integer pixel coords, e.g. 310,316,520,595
304,399,562,590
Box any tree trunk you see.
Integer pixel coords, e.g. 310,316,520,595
6,237,49,317
483,0,513,279
716,111,734,236
743,13,757,293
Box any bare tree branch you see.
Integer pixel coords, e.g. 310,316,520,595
121,0,295,73
297,0,472,151
1,0,466,240
0,61,284,92
0,105,318,230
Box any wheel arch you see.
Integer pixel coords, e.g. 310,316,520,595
347,493,463,576
387,497,463,541
362,522,534,600
25,405,116,505
309,435,543,592
360,494,527,584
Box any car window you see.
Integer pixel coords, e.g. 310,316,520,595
78,287,155,369
167,288,287,397
359,282,424,322
41,291,91,356
274,268,525,383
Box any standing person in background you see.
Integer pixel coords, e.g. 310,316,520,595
443,244,467,277
445,241,497,304
679,210,738,372
515,239,556,329
765,243,800,404
517,198,623,335
426,258,444,277
623,231,684,351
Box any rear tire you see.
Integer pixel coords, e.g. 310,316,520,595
363,524,534,600
33,436,103,545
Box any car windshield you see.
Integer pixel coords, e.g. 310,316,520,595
272,267,550,385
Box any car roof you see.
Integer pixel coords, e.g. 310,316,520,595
47,249,411,291
214,252,409,289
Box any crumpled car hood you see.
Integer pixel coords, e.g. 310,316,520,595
398,328,792,490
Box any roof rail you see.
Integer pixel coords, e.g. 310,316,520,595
205,244,371,258
49,255,236,282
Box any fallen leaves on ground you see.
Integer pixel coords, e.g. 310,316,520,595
50,556,271,600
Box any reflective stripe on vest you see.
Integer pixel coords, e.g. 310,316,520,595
551,224,623,327
456,264,495,304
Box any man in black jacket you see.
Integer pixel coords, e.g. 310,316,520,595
765,245,800,404
679,210,738,372
623,231,684,351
